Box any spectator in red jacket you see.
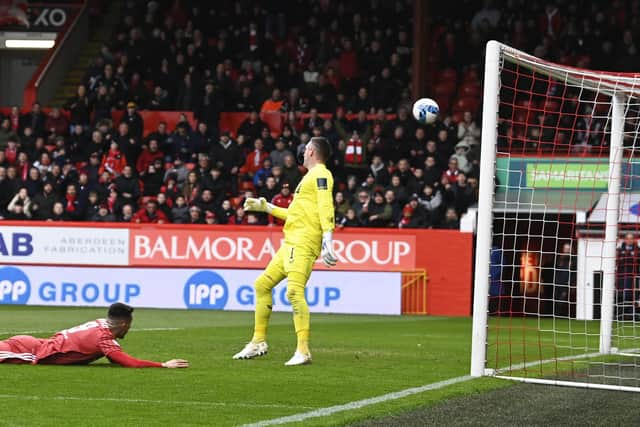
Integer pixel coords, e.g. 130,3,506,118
136,139,164,175
132,199,168,224
45,107,69,138
240,138,269,178
63,184,81,220
4,138,18,165
8,106,19,133
339,39,358,92
99,142,127,178
538,3,562,38
441,157,461,185
204,210,218,225
269,182,293,225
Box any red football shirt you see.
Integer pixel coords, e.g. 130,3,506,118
35,319,122,365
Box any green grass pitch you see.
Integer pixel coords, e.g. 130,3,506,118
3,307,638,426
0,306,510,426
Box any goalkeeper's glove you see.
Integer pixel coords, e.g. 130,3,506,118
321,231,338,267
243,197,273,213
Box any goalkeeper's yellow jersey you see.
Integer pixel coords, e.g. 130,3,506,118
278,163,335,257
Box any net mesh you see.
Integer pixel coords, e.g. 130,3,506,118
486,45,640,389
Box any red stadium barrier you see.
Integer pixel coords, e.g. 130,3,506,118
219,112,398,137
111,110,196,133
219,112,250,136
1,107,398,141
0,107,191,137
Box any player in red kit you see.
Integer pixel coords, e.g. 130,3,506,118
0,303,189,368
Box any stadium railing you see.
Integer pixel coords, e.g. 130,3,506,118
401,269,428,315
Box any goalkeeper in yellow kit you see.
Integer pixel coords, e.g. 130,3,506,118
233,137,337,366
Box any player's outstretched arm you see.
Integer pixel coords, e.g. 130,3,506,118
244,197,288,220
107,350,189,368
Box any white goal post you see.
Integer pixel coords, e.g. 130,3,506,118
471,40,640,391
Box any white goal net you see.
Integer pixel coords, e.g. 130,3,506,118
471,40,640,391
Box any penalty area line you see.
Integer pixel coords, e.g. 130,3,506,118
0,394,315,410
241,375,473,427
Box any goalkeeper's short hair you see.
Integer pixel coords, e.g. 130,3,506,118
310,137,332,162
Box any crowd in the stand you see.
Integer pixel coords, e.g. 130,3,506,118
0,0,470,229
436,0,640,153
6,0,630,227
0,99,479,228
82,0,415,117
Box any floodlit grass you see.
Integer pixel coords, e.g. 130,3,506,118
0,307,491,426
1,307,638,426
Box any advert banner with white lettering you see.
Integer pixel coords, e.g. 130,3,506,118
129,229,415,271
0,226,129,265
0,266,401,315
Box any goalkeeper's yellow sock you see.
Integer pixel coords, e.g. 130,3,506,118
251,273,275,343
286,274,311,355
296,330,310,355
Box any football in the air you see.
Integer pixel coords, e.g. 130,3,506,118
412,98,439,124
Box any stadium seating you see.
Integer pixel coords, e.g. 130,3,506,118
4,0,626,226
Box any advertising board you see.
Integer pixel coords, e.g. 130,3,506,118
0,266,402,315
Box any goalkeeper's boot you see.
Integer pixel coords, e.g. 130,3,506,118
232,341,268,360
284,351,312,366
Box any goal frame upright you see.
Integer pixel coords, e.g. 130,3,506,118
470,40,501,377
470,40,628,390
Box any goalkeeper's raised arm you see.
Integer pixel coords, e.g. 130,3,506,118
243,196,288,220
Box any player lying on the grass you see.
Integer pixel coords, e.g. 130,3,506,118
233,136,338,366
0,302,189,368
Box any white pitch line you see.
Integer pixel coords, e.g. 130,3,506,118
0,394,315,410
0,327,182,336
244,347,631,427
241,375,473,427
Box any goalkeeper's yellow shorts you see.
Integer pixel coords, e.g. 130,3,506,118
262,244,315,288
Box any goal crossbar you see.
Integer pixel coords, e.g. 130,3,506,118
500,44,640,96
